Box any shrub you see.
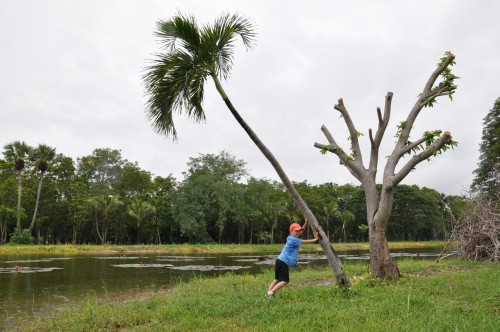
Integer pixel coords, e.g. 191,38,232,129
9,229,34,244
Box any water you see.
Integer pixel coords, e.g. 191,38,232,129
0,247,443,329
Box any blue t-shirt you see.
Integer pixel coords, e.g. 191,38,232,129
277,235,303,267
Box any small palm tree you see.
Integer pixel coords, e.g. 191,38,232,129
29,144,56,233
3,141,31,236
143,12,348,285
322,201,339,240
336,210,355,243
264,201,286,244
88,194,123,244
127,197,156,244
144,14,349,285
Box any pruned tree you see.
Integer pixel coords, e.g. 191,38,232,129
314,52,459,278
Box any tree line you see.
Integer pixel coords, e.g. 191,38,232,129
0,145,467,245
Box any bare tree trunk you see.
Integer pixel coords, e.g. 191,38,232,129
95,210,104,244
29,172,44,233
137,220,142,244
0,214,6,244
157,227,162,245
365,181,400,278
248,219,254,244
369,226,399,278
16,172,22,236
102,217,109,244
271,216,277,245
72,224,77,245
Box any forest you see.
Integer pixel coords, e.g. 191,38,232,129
0,145,468,245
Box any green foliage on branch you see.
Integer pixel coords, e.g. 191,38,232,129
422,51,458,108
395,120,408,139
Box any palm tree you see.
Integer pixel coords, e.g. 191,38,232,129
29,144,56,233
336,210,355,243
3,141,31,236
88,194,123,244
127,197,156,244
322,201,339,240
264,200,286,244
143,13,348,285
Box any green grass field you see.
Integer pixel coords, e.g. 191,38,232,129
13,258,499,332
0,241,449,255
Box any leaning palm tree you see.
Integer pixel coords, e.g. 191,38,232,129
29,144,56,233
3,141,31,236
143,13,348,285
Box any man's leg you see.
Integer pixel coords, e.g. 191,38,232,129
268,279,278,292
270,281,288,294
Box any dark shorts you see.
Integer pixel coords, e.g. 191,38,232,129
274,259,290,282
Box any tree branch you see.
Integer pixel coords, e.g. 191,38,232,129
423,52,455,94
314,125,364,181
369,92,392,171
420,85,455,107
400,136,428,156
391,132,453,185
334,98,364,164
387,53,456,173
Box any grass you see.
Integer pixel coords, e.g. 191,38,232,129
13,259,499,332
0,241,449,255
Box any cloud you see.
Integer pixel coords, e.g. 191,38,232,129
1,0,499,195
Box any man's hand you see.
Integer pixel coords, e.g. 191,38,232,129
302,217,309,230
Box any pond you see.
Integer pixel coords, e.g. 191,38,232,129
0,246,444,329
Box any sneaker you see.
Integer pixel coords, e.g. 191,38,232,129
267,291,274,298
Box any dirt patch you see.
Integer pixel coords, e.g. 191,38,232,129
295,279,336,287
408,264,471,276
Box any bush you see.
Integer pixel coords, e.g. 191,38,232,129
9,229,34,244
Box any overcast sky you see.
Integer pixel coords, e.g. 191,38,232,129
1,1,498,196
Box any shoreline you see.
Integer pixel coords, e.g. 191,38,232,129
0,241,450,255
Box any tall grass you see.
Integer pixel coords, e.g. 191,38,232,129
16,259,499,332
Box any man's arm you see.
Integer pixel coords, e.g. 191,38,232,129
301,230,319,244
302,217,308,230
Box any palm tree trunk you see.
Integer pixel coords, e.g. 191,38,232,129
95,210,104,244
212,75,348,285
16,172,22,236
157,227,162,245
136,220,142,244
0,214,6,244
72,224,77,245
30,172,44,233
248,219,254,244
